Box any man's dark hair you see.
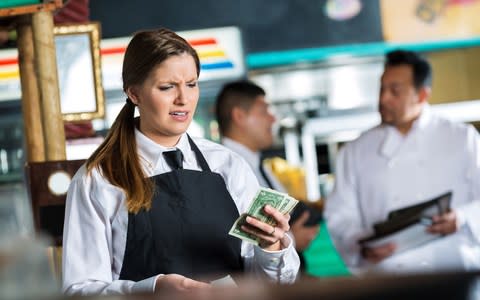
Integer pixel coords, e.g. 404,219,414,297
215,80,266,136
385,49,432,89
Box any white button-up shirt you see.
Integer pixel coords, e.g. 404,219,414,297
62,131,299,296
325,106,480,274
222,137,286,192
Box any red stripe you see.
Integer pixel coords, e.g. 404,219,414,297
188,38,217,46
100,39,218,56
0,58,18,66
0,38,218,66
100,47,126,56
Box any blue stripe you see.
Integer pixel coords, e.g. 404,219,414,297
201,61,234,70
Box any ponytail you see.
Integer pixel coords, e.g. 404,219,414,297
86,99,154,213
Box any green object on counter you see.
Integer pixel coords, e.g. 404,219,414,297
0,0,42,9
303,221,350,277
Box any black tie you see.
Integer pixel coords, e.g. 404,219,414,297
259,161,274,189
163,149,184,170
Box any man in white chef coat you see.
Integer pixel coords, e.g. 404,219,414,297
325,49,480,274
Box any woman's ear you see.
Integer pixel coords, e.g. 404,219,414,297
125,86,140,105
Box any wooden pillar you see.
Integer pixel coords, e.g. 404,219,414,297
31,11,66,161
16,15,45,162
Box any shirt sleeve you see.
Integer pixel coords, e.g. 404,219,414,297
324,145,370,271
62,167,157,295
221,152,300,283
452,125,480,243
242,233,299,283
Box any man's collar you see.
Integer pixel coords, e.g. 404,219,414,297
379,104,430,158
222,137,261,166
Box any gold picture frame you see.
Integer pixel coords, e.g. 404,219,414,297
54,22,105,121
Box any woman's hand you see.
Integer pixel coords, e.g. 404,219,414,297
155,274,210,293
242,204,291,251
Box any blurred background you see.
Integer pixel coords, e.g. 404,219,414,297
1,0,480,284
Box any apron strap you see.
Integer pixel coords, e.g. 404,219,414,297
187,134,211,172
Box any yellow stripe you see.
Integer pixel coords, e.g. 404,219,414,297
0,70,19,80
197,49,226,59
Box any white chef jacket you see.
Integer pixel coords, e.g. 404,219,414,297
325,106,480,274
62,131,300,296
222,137,286,192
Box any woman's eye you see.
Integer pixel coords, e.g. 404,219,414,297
187,82,198,88
159,85,173,91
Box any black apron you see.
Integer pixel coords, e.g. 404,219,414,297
119,136,244,281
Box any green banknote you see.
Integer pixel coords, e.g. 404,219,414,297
228,187,299,245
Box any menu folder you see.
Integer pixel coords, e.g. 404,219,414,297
358,191,452,254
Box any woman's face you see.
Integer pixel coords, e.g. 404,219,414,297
127,53,199,146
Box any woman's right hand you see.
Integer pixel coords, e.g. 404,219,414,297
155,274,211,292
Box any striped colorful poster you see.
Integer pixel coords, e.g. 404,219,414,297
0,26,245,101
81,26,245,91
0,49,21,101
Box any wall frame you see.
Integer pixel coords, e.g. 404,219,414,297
54,22,105,121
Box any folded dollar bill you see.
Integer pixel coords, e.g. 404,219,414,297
228,187,298,245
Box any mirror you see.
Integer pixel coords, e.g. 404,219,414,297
54,22,105,121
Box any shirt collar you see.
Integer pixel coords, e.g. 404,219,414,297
379,104,430,158
413,103,431,131
135,129,193,169
222,137,261,168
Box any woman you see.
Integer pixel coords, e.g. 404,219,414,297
62,28,300,295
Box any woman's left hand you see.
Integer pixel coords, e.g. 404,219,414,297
242,204,291,251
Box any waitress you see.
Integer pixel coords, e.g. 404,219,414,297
62,28,300,296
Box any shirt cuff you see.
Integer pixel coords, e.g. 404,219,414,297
131,275,159,294
285,231,296,249
253,233,293,269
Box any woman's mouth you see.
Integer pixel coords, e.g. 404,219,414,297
169,111,189,121
170,111,187,116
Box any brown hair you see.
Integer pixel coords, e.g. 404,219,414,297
86,28,200,213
